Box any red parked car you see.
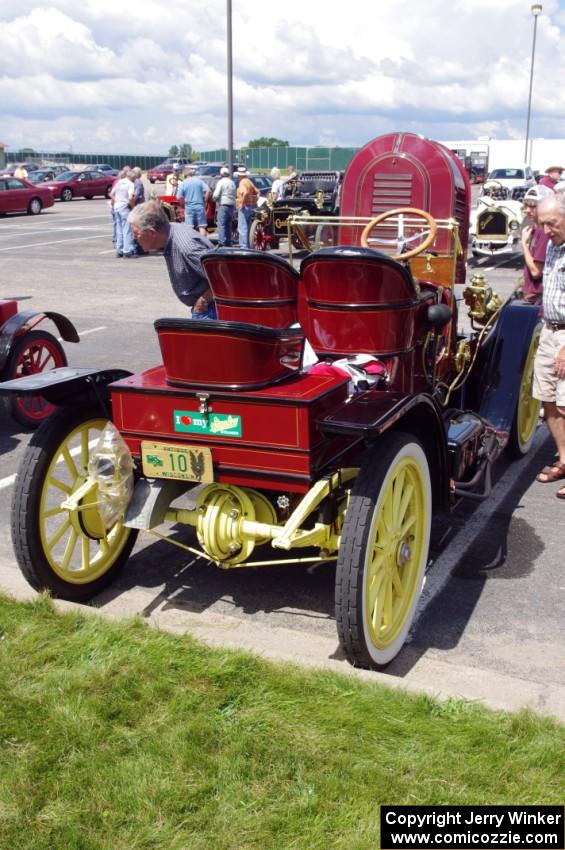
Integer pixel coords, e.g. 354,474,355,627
0,176,55,216
147,158,191,183
43,170,114,201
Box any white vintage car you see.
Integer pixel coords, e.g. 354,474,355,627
469,180,525,258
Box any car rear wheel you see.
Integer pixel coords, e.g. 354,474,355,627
2,330,67,428
60,187,73,202
508,322,542,457
11,405,138,601
336,433,431,668
27,198,42,215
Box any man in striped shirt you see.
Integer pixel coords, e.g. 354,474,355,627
130,200,216,319
533,194,565,498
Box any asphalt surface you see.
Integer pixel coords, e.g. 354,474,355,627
0,192,563,721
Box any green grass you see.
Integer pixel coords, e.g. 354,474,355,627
0,594,562,850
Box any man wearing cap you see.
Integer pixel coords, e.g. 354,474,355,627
236,166,259,248
539,166,563,190
165,163,183,198
521,185,553,304
532,194,565,497
212,166,236,247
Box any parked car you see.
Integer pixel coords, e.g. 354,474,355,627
26,168,60,184
485,167,535,200
42,170,114,201
147,158,191,183
87,163,119,176
0,177,55,216
469,184,524,258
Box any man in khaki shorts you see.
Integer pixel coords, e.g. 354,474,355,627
533,194,565,498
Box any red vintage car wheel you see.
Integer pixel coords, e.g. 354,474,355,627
4,330,66,428
249,219,270,251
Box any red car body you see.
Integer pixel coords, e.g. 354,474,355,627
43,170,114,201
0,176,55,216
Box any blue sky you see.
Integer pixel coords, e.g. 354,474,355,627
1,0,565,154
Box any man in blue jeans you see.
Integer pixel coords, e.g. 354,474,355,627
110,170,136,257
130,200,217,319
176,173,210,237
212,166,236,247
236,167,259,248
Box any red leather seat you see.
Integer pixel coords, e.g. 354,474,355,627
299,247,428,357
201,248,300,328
155,318,304,390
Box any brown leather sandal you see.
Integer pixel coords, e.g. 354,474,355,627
536,461,565,483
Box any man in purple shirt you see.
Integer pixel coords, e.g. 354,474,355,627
521,185,552,304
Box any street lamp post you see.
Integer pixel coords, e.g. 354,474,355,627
226,0,234,175
524,3,542,164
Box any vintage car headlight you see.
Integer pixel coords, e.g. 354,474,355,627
88,422,134,528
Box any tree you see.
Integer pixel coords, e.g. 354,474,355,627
179,143,193,158
168,145,179,157
248,138,289,148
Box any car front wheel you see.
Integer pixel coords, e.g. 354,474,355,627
27,198,42,215
336,433,431,668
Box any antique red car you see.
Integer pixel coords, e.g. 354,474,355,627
0,300,79,427
0,132,540,670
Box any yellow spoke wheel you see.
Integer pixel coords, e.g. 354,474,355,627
508,322,541,457
11,405,137,602
336,433,431,668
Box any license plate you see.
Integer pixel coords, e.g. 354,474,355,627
141,441,213,483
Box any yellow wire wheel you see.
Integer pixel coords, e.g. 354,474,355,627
508,322,541,457
336,432,431,668
11,405,137,601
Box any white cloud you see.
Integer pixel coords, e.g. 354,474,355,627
1,0,565,154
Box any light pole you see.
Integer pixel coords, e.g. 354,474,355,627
226,0,234,175
524,3,542,164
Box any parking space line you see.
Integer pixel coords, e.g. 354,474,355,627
0,235,107,252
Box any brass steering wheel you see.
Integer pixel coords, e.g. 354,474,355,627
360,207,438,261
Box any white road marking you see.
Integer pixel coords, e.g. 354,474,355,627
77,326,106,337
0,225,108,239
0,234,106,252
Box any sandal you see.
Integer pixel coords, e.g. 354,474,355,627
536,461,565,483
556,486,565,500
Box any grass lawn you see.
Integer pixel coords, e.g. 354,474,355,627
0,593,563,850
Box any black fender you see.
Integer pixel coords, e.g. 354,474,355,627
318,390,450,511
0,310,80,372
0,367,132,418
471,300,540,433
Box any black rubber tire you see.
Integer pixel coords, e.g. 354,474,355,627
2,330,66,429
105,186,112,199
60,187,73,202
11,405,138,601
27,197,42,215
85,195,93,200
335,432,432,669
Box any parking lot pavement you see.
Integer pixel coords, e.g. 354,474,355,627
0,200,563,720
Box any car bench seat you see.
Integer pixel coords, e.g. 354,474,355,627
154,318,305,390
201,248,300,329
299,246,435,358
